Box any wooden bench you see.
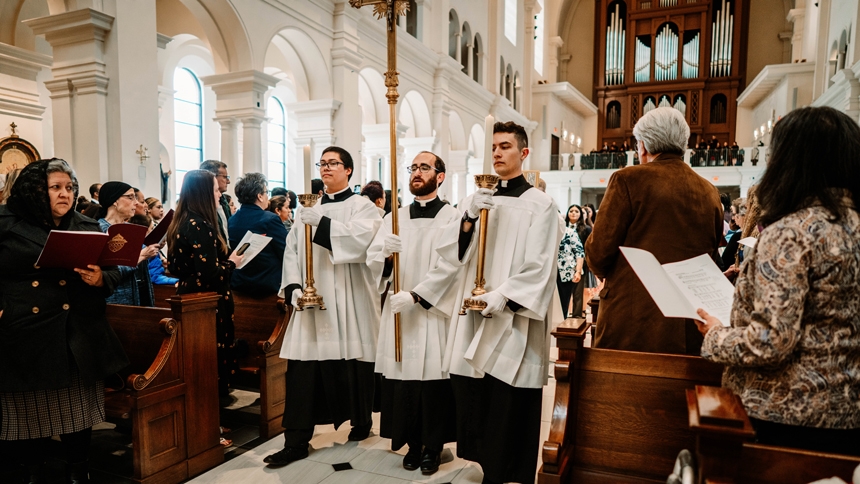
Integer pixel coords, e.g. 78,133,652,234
538,318,724,484
688,385,860,484
104,293,223,484
152,284,291,439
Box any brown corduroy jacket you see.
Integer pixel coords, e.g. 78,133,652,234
585,153,724,355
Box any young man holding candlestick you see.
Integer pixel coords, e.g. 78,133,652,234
366,151,464,475
441,121,564,484
265,146,383,468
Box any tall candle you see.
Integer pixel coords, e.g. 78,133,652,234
483,114,495,174
303,145,312,194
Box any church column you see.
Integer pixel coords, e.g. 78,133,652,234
465,41,473,77
0,43,52,156
431,59,457,199
363,122,408,192
214,117,240,173
447,149,472,204
25,9,114,188
201,70,280,175
454,32,462,64
522,0,539,115
288,99,342,192
787,7,806,63
548,36,564,84
332,2,365,185
415,0,430,44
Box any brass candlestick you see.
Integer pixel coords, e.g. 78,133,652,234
460,174,499,317
296,193,325,311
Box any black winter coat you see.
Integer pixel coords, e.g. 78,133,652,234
0,205,129,392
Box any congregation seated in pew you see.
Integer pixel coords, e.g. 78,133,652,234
696,106,860,457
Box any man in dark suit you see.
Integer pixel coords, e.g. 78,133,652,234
586,107,723,355
227,172,287,295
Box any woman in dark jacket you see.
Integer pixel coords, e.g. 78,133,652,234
167,170,242,397
0,159,129,483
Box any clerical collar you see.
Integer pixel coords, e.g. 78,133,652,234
321,186,354,204
409,196,445,219
495,174,531,198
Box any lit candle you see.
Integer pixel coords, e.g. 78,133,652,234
483,114,495,174
303,145,312,194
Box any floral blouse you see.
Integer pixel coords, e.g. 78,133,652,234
168,213,235,302
701,195,860,429
557,225,585,283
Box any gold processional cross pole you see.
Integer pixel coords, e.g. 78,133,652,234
350,0,408,362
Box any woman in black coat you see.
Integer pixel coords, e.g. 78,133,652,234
166,170,243,398
0,159,128,483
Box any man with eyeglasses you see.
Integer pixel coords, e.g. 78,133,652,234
366,151,463,475
266,146,383,468
200,160,232,247
440,121,564,484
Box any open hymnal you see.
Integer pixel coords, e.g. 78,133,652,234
738,237,757,248
36,223,148,270
620,247,734,326
234,230,272,269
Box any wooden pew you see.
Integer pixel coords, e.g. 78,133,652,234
152,284,291,439
538,318,724,484
688,385,860,484
104,293,223,484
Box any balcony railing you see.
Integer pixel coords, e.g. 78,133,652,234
689,148,744,167
581,152,628,169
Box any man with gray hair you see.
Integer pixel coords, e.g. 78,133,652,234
585,107,723,355
201,159,231,246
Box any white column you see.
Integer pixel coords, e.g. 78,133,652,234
363,122,409,195
454,33,462,64
25,9,114,188
447,149,472,205
332,2,365,184
465,42,473,77
215,117,239,173
0,43,52,157
288,99,342,191
787,8,806,63
522,0,539,115
201,70,279,177
548,36,564,84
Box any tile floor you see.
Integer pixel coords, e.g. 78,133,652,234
187,378,556,484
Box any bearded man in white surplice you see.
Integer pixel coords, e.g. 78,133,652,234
440,122,564,484
367,151,465,476
264,146,382,468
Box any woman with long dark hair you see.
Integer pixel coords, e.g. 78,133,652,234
167,170,243,398
0,159,128,483
557,205,588,318
697,106,860,456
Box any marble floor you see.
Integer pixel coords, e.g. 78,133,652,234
187,377,557,484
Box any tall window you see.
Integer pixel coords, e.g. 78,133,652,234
173,67,203,190
534,0,544,74
267,97,287,190
504,0,517,45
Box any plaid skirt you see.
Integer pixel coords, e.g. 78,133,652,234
0,370,105,440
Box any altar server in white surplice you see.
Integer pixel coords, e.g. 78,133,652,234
440,122,563,484
367,151,464,476
264,146,382,468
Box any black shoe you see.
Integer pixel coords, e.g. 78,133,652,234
66,461,89,484
347,423,371,441
420,448,441,475
402,445,422,470
263,446,309,467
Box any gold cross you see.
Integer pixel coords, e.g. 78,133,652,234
136,144,150,163
9,122,17,136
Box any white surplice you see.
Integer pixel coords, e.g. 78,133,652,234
279,193,382,363
439,187,564,389
367,200,465,381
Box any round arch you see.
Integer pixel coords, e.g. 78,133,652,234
399,90,432,138
264,27,332,102
448,110,467,151
358,67,388,124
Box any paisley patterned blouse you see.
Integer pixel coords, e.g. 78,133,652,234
702,195,860,429
557,225,585,283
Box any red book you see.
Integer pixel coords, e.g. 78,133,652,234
36,223,148,270
144,209,174,246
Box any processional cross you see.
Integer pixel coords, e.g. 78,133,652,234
349,0,408,362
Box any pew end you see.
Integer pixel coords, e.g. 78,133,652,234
539,317,724,484
103,292,223,484
688,385,860,484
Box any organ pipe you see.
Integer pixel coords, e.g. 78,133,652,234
711,0,733,77
683,32,700,78
655,24,678,81
605,3,626,85
635,37,650,83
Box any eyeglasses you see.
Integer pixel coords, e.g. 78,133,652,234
119,194,136,201
316,161,345,170
216,174,231,181
407,164,440,174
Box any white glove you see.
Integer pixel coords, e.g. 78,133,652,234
466,188,495,219
473,290,507,317
389,291,415,314
381,234,402,258
299,205,323,227
290,288,302,307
